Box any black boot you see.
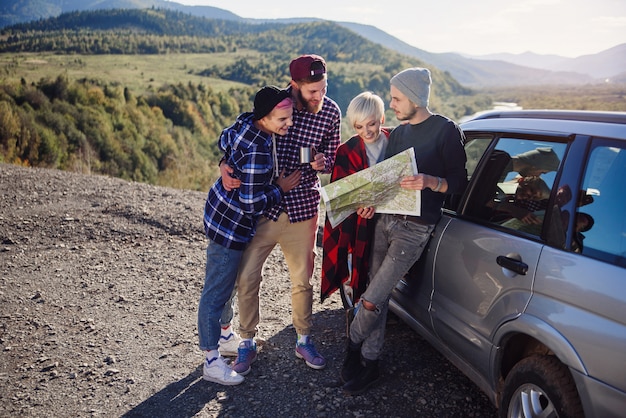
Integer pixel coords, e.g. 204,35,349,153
342,358,380,395
340,340,362,383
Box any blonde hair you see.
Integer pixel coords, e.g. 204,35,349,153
346,92,384,129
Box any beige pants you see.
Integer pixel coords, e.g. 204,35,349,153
237,212,318,338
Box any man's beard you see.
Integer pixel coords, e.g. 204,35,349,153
298,90,323,114
396,105,418,121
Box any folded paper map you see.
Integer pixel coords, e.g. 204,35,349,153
319,148,420,228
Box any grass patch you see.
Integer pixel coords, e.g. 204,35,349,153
0,51,258,94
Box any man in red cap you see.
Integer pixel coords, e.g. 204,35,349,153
289,54,328,113
220,54,341,375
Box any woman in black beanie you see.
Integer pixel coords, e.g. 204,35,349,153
197,86,301,386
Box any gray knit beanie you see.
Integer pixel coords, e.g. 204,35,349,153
390,67,432,107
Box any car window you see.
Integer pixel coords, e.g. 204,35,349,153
576,141,626,267
442,135,492,212
464,137,566,237
464,136,492,179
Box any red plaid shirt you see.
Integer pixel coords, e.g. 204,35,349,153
321,129,390,302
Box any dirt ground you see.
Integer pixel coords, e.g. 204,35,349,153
0,163,497,417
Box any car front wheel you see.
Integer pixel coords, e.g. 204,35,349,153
500,355,584,418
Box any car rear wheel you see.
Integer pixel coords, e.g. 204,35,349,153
500,355,583,418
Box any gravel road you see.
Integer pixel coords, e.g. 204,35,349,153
0,163,497,417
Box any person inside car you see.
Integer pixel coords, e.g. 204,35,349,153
491,175,551,226
467,147,560,222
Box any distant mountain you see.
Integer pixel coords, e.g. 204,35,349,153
0,0,239,27
611,71,626,84
548,44,626,80
465,51,570,70
1,0,622,86
466,44,626,81
337,22,595,86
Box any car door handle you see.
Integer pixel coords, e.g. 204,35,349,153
496,255,528,275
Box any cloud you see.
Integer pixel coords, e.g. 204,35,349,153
592,16,626,27
503,0,561,14
179,0,625,56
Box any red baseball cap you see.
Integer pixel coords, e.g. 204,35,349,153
289,54,327,81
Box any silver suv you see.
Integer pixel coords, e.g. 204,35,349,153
389,110,626,417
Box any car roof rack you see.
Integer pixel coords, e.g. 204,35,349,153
470,109,626,125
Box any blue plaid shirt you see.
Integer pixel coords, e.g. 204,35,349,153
264,89,341,223
204,112,283,250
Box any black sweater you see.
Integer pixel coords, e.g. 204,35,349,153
385,114,468,224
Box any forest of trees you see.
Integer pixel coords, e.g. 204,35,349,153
0,74,254,190
0,8,622,191
0,8,475,108
0,8,487,190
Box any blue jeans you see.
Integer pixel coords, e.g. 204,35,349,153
197,239,243,351
220,287,236,327
349,214,434,360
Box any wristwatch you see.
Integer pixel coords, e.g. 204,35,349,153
433,176,443,192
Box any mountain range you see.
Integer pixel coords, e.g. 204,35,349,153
1,0,624,87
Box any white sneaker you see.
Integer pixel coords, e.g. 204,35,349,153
218,329,242,357
202,356,244,385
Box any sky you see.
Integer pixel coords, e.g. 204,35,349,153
171,0,626,58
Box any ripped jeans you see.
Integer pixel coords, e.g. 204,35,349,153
348,214,434,361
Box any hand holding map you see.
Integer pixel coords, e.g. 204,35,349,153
319,148,421,228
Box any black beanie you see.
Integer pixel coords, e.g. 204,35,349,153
253,86,290,120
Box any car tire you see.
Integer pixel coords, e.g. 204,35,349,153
500,355,584,418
